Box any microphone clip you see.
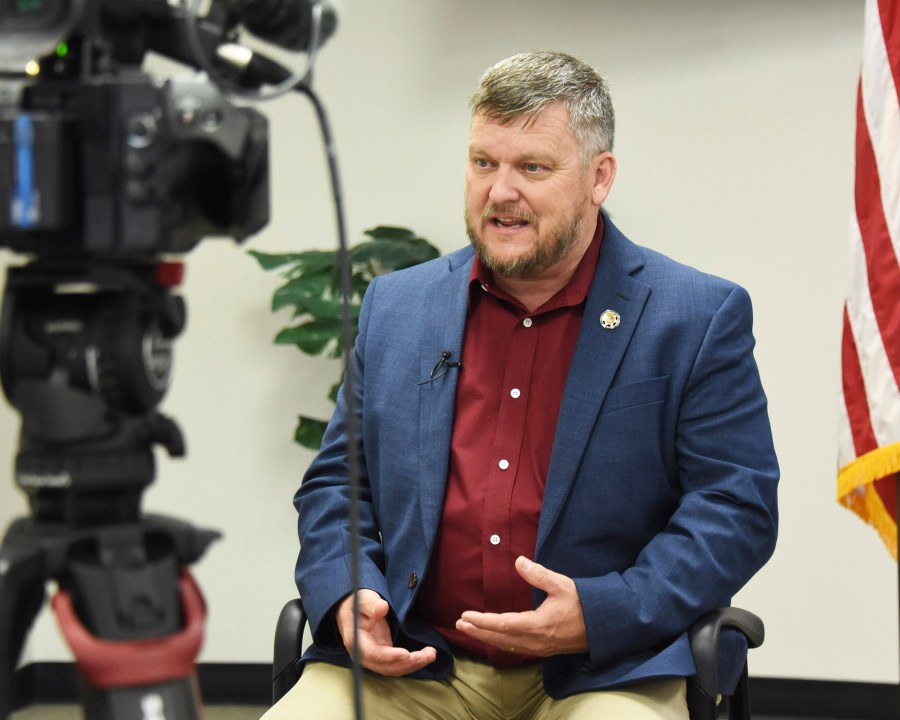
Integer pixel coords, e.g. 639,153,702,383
419,350,462,385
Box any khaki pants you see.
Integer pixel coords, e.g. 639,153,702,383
261,655,689,720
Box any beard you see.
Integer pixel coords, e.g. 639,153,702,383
465,203,585,280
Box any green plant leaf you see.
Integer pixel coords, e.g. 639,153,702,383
295,415,328,449
352,239,440,278
364,226,418,241
351,273,370,299
328,381,341,404
271,272,336,313
290,296,350,322
255,226,441,448
248,250,309,271
395,238,441,267
283,250,341,278
349,239,413,264
275,318,343,355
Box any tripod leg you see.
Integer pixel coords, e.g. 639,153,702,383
0,541,45,720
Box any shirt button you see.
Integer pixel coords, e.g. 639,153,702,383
510,388,521,398
407,573,418,589
498,459,510,470
522,317,533,327
490,534,501,545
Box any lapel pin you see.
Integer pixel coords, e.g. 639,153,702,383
599,309,620,329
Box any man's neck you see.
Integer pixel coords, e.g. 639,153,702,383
494,271,577,314
494,223,597,313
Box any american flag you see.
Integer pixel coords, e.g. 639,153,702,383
838,0,900,560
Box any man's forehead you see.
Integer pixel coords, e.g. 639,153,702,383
468,104,577,149
472,101,569,129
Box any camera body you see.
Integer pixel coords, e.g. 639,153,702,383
0,0,271,258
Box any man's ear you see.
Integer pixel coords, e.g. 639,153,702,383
591,152,617,207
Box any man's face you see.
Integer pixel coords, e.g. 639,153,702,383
464,102,599,280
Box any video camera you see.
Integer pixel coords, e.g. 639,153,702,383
0,2,336,717
0,0,278,257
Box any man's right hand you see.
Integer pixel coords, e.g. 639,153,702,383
336,589,437,677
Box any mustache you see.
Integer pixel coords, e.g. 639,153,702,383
480,204,539,226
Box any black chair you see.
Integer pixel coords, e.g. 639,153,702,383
272,599,764,719
686,607,765,720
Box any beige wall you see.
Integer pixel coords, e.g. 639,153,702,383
2,0,896,685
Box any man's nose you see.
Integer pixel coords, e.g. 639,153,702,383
488,166,520,204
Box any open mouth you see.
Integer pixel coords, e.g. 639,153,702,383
491,216,530,229
483,206,536,230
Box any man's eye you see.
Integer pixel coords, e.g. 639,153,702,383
525,163,542,173
474,158,489,168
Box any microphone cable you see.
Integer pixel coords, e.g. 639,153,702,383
181,3,366,718
291,81,366,720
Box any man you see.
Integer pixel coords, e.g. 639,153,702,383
264,51,778,719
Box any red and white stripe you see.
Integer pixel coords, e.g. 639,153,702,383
837,0,900,558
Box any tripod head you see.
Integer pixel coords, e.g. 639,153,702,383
0,258,187,526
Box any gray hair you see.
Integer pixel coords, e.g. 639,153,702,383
469,51,615,165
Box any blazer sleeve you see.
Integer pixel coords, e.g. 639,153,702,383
292,276,392,645
573,284,779,670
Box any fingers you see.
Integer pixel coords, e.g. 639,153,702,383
337,589,389,642
336,589,437,676
358,641,438,677
455,621,541,656
337,590,388,650
455,610,544,656
515,555,562,593
455,558,588,656
341,588,388,622
457,609,533,634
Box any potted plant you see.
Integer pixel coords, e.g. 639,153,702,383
250,225,440,449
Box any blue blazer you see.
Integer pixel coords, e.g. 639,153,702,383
294,215,779,697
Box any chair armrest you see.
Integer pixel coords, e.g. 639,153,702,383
273,598,307,704
689,607,764,704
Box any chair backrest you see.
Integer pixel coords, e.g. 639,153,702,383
272,598,307,705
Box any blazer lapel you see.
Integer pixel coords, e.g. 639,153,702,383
536,226,650,555
417,249,473,540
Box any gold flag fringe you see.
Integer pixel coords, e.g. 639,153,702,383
837,442,900,561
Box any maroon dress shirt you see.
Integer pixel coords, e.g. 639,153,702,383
415,217,604,667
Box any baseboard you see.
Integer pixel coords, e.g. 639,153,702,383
12,663,899,718
750,677,898,719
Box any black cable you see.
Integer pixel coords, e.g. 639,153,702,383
181,3,365,718
294,81,365,720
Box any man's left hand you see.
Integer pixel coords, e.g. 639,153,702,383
455,556,588,656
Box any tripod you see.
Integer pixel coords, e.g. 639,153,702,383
0,258,218,719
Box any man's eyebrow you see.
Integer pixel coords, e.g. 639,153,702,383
467,144,555,164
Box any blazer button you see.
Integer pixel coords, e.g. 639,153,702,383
407,573,418,589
